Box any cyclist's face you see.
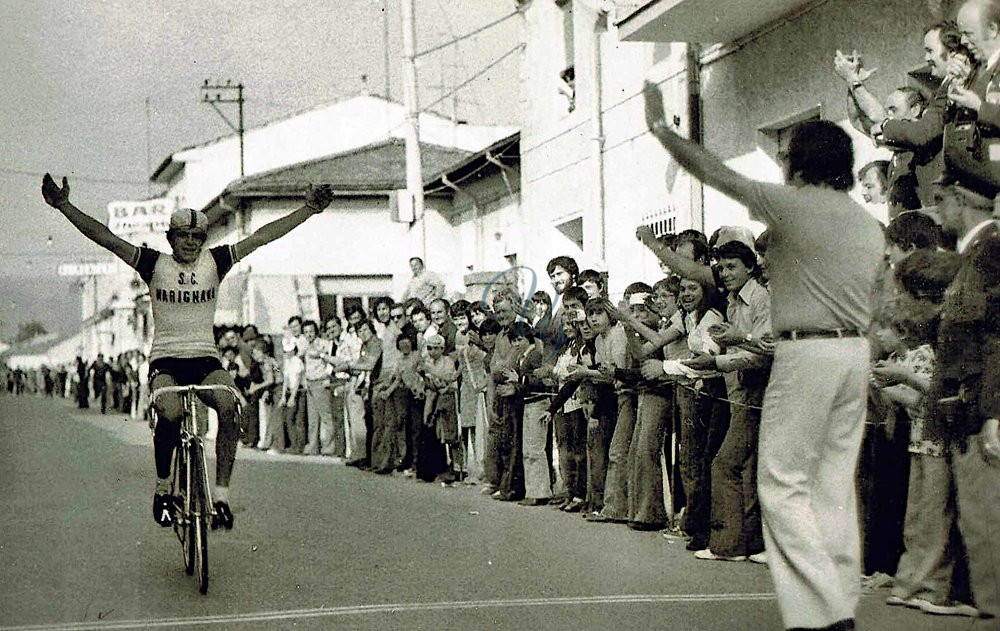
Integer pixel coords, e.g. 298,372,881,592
169,229,206,263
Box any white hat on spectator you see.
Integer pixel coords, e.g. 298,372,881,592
714,225,757,252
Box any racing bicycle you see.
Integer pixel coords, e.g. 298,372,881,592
149,384,242,595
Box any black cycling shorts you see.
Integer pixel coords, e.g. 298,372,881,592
149,357,224,387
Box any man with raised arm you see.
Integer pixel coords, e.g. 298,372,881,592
643,83,884,631
42,174,334,530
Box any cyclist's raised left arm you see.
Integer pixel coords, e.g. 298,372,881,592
233,184,333,260
42,174,138,265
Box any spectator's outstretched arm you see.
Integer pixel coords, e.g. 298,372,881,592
833,49,882,130
644,81,757,207
612,299,671,355
42,174,137,264
635,226,715,285
847,85,885,130
846,93,870,135
234,184,333,260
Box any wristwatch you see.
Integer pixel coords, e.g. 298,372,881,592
744,333,753,344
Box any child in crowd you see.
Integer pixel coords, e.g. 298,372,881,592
543,311,589,512
422,334,461,484
578,269,606,299
454,303,488,485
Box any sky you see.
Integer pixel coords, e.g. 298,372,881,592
0,0,521,341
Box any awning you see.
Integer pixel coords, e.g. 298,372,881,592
617,0,813,45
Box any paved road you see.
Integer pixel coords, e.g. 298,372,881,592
0,395,972,630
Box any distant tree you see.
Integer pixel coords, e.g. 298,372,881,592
15,320,48,343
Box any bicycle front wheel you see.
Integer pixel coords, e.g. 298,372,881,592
172,443,194,575
189,441,210,594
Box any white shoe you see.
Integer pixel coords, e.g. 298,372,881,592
693,548,746,562
914,598,979,617
747,552,767,564
861,572,894,591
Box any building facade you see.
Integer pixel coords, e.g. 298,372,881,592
516,0,700,299
618,0,942,227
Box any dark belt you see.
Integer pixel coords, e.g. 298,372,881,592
777,328,861,342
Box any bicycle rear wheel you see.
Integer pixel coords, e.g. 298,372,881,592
189,440,210,594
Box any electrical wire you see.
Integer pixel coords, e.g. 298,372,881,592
415,10,519,59
420,43,523,114
0,167,151,187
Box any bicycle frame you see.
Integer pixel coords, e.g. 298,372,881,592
149,383,242,594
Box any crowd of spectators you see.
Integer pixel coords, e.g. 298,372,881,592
6,5,1000,626
2,351,149,419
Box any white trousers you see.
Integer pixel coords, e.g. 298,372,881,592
757,338,869,629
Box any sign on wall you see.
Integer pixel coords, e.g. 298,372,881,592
57,261,121,276
107,198,176,237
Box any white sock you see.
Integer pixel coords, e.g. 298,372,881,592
155,478,171,495
214,485,229,504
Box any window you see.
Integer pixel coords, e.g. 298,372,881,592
641,206,677,238
554,216,584,251
558,0,575,113
315,275,392,323
559,66,576,113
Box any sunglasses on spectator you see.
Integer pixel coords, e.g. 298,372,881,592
391,314,405,320
426,345,444,350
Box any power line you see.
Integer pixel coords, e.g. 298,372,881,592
0,251,114,259
421,43,523,114
0,167,151,187
415,10,519,59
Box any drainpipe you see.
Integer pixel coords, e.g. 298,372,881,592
687,44,705,232
589,3,609,266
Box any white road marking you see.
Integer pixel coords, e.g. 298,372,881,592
1,593,778,630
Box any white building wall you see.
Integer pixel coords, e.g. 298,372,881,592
690,0,928,231
208,195,498,332
519,1,693,300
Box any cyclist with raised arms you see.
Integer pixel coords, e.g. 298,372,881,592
42,173,334,530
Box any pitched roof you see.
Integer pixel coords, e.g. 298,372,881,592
222,138,472,198
1,332,64,359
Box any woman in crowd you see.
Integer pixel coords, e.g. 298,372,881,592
247,338,279,452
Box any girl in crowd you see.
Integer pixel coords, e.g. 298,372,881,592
639,275,728,551
542,311,589,513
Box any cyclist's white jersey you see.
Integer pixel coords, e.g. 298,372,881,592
130,245,238,362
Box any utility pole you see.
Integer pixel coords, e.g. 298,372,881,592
383,0,392,100
200,80,246,178
145,96,153,196
400,0,427,255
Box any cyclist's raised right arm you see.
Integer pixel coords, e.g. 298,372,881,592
42,174,137,265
